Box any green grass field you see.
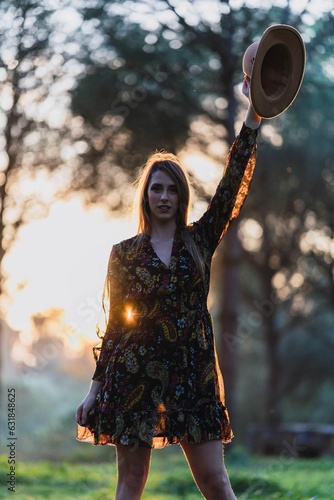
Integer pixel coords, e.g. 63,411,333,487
0,448,333,499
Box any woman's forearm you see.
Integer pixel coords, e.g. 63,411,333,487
245,103,262,130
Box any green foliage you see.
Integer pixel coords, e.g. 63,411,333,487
0,455,114,499
0,451,334,499
72,1,303,170
70,16,220,166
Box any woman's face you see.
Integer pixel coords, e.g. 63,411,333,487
147,170,179,224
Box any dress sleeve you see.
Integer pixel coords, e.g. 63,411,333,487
92,244,125,382
190,123,258,256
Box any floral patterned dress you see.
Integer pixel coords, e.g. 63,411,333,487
77,123,258,449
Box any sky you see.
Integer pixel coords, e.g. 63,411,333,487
3,198,133,341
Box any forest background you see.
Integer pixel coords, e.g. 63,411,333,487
0,0,333,466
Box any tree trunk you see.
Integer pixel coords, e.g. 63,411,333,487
0,61,20,409
262,225,282,426
215,221,242,427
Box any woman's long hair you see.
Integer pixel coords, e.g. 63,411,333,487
133,151,206,277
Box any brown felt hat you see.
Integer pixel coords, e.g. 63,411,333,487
242,24,306,119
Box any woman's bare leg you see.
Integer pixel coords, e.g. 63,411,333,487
115,444,152,500
181,440,236,500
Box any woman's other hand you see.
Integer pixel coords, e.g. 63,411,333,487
76,380,102,425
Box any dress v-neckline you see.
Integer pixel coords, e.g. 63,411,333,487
148,236,176,269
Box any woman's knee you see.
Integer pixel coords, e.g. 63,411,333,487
181,440,234,498
122,463,148,492
202,469,231,494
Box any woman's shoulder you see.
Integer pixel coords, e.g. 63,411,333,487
112,234,139,252
110,234,148,261
116,234,138,247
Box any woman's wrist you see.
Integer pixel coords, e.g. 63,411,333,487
245,104,262,129
88,380,102,397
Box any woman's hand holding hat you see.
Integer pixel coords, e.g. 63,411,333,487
243,75,262,130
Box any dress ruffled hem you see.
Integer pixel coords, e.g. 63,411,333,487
76,400,233,449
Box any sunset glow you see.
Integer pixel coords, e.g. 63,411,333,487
3,196,134,343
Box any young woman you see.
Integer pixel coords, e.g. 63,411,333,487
76,76,261,499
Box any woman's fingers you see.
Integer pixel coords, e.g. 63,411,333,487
76,391,98,426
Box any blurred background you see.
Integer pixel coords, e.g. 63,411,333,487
0,0,333,465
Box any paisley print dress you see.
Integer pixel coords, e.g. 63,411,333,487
77,123,258,448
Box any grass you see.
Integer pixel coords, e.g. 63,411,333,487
0,448,333,499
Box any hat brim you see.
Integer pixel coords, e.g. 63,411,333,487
250,24,306,119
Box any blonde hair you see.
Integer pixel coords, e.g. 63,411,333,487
133,151,206,277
